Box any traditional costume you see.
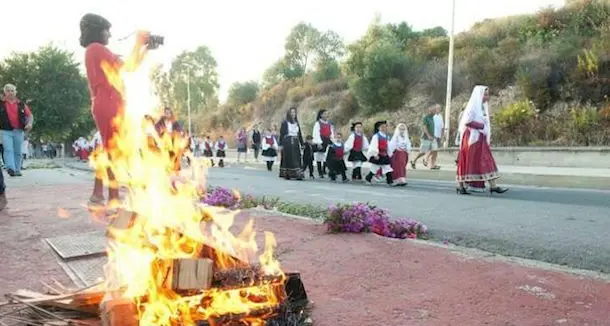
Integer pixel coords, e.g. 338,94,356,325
279,113,304,180
261,134,279,171
389,123,412,186
215,139,227,168
203,138,215,166
344,122,369,181
302,140,315,178
236,129,248,163
456,85,508,194
73,137,90,161
365,121,394,185
312,110,334,178
325,140,348,182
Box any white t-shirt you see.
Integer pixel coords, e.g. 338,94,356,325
433,114,444,138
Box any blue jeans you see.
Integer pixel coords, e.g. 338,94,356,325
2,129,24,172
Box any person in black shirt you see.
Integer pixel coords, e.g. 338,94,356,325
251,125,262,161
302,135,315,179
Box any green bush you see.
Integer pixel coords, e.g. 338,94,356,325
493,100,537,145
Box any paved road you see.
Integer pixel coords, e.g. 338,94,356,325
39,162,610,273
200,166,610,273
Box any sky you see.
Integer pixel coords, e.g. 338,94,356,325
3,0,564,101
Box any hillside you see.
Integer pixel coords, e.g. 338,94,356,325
200,0,610,146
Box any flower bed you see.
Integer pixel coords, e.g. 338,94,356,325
326,203,428,239
201,187,429,240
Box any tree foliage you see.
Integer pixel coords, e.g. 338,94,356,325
227,81,259,106
0,45,90,142
168,46,219,117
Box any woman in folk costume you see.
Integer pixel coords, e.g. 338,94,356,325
325,132,348,182
389,123,412,186
202,135,215,167
456,85,508,195
312,109,334,178
344,122,369,181
214,136,227,168
365,121,394,186
279,107,305,180
261,128,279,171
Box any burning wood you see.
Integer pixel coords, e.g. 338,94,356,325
168,258,213,291
100,297,138,326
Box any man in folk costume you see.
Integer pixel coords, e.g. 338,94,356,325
389,123,412,186
365,121,394,186
325,132,348,182
344,122,369,181
312,109,334,178
261,128,279,171
456,85,508,195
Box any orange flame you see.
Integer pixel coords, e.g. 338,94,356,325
91,43,284,325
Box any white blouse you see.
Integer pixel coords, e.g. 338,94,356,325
287,122,299,137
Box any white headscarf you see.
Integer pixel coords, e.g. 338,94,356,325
389,123,412,152
458,85,491,145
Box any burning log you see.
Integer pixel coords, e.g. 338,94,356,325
106,209,138,235
168,258,213,291
100,297,138,326
212,265,284,290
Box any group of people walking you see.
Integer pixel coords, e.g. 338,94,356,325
272,85,509,195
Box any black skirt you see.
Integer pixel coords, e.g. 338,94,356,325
347,150,367,162
279,136,303,179
262,148,277,157
203,149,213,157
369,154,391,165
216,150,226,158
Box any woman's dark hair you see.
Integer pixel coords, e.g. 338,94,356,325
315,109,327,121
79,13,111,48
285,107,298,123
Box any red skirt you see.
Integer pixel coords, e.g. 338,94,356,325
391,150,408,181
78,148,90,160
457,129,499,183
92,92,123,151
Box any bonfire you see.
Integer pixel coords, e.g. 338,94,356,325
0,39,308,326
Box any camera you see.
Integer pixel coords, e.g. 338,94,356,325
147,34,164,49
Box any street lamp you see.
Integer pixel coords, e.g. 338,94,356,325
185,66,192,136
443,0,456,148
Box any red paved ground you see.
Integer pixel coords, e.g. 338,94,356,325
1,184,610,326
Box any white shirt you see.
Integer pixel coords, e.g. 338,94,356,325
433,114,444,138
287,122,299,137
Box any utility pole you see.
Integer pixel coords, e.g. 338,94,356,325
443,0,456,148
186,67,192,136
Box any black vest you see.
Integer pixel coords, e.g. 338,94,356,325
0,101,27,130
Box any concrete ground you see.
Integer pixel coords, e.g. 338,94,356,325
1,177,609,326
60,159,610,273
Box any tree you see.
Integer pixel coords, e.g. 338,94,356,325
315,31,345,62
0,45,90,141
227,81,259,106
345,22,414,113
284,23,322,79
421,26,448,38
150,63,173,107
168,46,219,118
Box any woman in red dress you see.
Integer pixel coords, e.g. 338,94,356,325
389,123,411,186
456,85,508,195
79,13,151,207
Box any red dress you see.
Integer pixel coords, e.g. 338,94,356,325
391,150,408,181
84,43,124,150
456,128,499,183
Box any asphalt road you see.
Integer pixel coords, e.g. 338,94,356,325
201,165,610,273
34,162,610,273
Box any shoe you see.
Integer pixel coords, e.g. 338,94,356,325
410,161,416,169
7,169,15,177
422,159,428,167
0,193,7,211
456,187,471,195
15,171,22,176
490,187,509,194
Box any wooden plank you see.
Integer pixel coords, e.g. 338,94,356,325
106,209,137,236
100,298,139,326
168,258,213,290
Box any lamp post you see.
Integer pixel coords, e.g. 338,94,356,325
186,67,192,136
443,0,456,148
